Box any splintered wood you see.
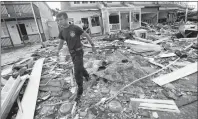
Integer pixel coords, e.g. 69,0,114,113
15,58,45,119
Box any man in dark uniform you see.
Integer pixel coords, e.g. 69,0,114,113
55,12,96,103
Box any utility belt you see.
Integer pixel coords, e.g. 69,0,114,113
69,47,83,54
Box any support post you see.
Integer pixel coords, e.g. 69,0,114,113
185,7,188,22
157,11,159,24
3,19,14,47
30,2,44,47
129,11,131,30
119,11,121,30
139,10,141,27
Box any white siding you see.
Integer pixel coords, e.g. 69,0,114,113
67,11,101,28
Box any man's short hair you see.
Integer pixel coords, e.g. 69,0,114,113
56,12,68,19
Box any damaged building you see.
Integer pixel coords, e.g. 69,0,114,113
1,1,59,48
60,1,195,35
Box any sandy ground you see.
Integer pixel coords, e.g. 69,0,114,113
1,44,41,66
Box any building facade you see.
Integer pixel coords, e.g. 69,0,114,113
1,1,59,47
61,1,142,35
60,1,195,35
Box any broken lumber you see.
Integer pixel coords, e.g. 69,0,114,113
1,75,29,119
152,62,197,86
158,53,176,58
130,98,180,113
1,76,21,119
15,58,45,119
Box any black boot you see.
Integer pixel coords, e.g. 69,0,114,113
74,95,81,104
84,75,91,82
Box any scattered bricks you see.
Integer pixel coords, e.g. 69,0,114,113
59,103,73,116
108,100,122,113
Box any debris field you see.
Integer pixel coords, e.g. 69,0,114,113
1,21,198,119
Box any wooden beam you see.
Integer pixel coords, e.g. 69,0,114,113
15,58,45,119
152,62,197,86
130,98,180,113
130,98,175,105
1,75,29,119
1,76,21,119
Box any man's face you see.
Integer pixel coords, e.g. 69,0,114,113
56,15,68,27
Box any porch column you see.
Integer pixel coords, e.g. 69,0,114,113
157,11,159,23
119,11,121,30
30,2,44,47
106,10,110,33
139,10,141,27
129,11,131,30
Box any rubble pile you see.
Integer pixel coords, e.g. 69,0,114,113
1,22,197,119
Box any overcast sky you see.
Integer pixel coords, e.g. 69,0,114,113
46,2,197,11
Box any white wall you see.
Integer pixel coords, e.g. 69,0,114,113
34,2,59,40
47,21,59,37
67,11,101,28
17,19,43,34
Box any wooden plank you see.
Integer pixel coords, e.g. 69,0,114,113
1,75,29,119
1,76,21,119
15,58,45,119
152,62,197,86
158,53,176,58
130,98,175,105
139,106,180,113
139,103,180,111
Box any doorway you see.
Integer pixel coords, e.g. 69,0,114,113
81,18,90,33
121,12,130,30
16,23,29,41
90,16,102,34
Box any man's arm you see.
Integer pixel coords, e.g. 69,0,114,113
56,39,64,56
81,32,94,47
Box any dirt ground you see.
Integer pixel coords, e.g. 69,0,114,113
1,44,41,66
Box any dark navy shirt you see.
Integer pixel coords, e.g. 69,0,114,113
58,25,84,50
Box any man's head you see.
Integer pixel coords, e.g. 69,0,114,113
56,12,69,27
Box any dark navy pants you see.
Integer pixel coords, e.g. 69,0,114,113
70,49,89,97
